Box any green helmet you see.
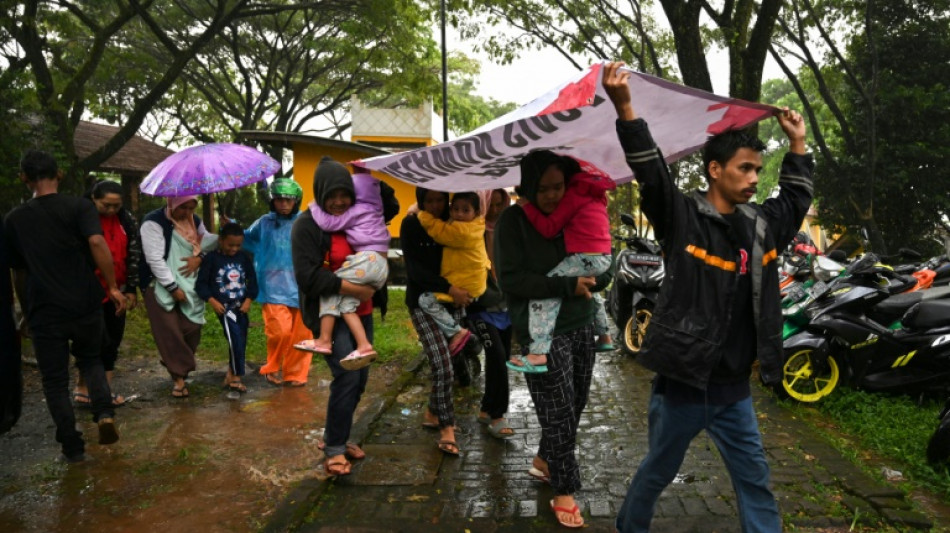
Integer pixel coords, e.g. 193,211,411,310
269,178,303,200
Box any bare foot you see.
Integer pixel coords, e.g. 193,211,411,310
525,353,548,367
551,495,584,528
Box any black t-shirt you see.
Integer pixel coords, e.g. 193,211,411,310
4,194,104,326
713,211,757,382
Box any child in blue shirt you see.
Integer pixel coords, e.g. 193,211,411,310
196,222,258,393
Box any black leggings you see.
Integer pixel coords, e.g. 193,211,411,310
470,318,511,420
98,299,126,372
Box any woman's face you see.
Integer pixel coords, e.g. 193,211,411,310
323,189,353,215
422,190,446,217
486,190,507,222
171,200,198,220
534,165,566,214
93,192,122,216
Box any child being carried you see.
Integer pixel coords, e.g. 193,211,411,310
417,192,491,355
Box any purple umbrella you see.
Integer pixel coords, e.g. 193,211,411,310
140,143,280,196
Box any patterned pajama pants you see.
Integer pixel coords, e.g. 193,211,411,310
320,251,389,316
525,323,596,495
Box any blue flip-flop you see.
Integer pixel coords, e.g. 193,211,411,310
506,355,547,373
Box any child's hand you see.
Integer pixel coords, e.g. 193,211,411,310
209,298,226,315
406,203,420,216
240,298,251,314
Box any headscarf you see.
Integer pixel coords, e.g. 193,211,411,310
482,188,511,232
166,195,201,255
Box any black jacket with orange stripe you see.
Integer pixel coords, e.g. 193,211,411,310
616,118,814,388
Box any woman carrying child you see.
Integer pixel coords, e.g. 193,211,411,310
293,168,389,371
291,157,395,476
511,155,616,373
402,188,478,455
494,150,613,528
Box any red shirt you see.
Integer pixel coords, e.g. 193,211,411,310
97,214,128,301
328,233,372,316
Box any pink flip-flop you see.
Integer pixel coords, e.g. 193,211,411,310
449,330,471,356
339,349,377,371
294,339,332,354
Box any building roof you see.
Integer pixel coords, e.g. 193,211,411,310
74,121,174,177
237,131,389,159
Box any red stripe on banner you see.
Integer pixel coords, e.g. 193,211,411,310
538,64,602,116
706,102,774,135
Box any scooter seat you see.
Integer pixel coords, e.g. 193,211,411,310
902,299,950,329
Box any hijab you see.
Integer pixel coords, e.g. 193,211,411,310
166,195,201,255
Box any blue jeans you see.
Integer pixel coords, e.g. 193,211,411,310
322,313,372,458
616,391,780,533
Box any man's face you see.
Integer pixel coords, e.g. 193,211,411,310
708,148,762,207
273,197,295,215
422,191,446,217
219,234,244,256
535,166,566,214
450,199,476,223
323,189,353,215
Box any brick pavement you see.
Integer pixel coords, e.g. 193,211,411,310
267,349,939,532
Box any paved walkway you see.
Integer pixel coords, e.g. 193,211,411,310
266,349,939,532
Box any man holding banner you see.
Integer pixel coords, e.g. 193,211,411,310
603,62,812,533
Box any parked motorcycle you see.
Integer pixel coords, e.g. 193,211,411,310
777,253,950,403
927,399,950,465
606,213,664,354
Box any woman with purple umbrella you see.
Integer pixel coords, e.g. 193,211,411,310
140,196,217,398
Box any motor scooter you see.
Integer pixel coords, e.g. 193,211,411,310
778,253,950,403
606,213,664,354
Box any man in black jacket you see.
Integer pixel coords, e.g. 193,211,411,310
603,63,813,533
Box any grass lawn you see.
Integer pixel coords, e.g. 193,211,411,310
776,386,950,500
120,288,419,367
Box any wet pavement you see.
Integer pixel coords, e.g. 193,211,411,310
266,348,946,533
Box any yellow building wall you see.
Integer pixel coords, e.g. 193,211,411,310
291,142,417,238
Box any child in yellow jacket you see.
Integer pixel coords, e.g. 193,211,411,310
417,192,491,355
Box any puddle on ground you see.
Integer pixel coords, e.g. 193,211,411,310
0,363,400,533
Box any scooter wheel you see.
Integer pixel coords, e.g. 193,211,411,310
927,403,950,466
622,307,652,355
780,348,839,402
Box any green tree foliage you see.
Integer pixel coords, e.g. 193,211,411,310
0,0,397,188
774,0,950,254
449,0,783,101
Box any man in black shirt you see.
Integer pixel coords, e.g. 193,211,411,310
603,63,813,533
5,150,126,462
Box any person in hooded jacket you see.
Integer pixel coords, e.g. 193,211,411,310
493,151,613,529
244,178,313,387
291,157,398,477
